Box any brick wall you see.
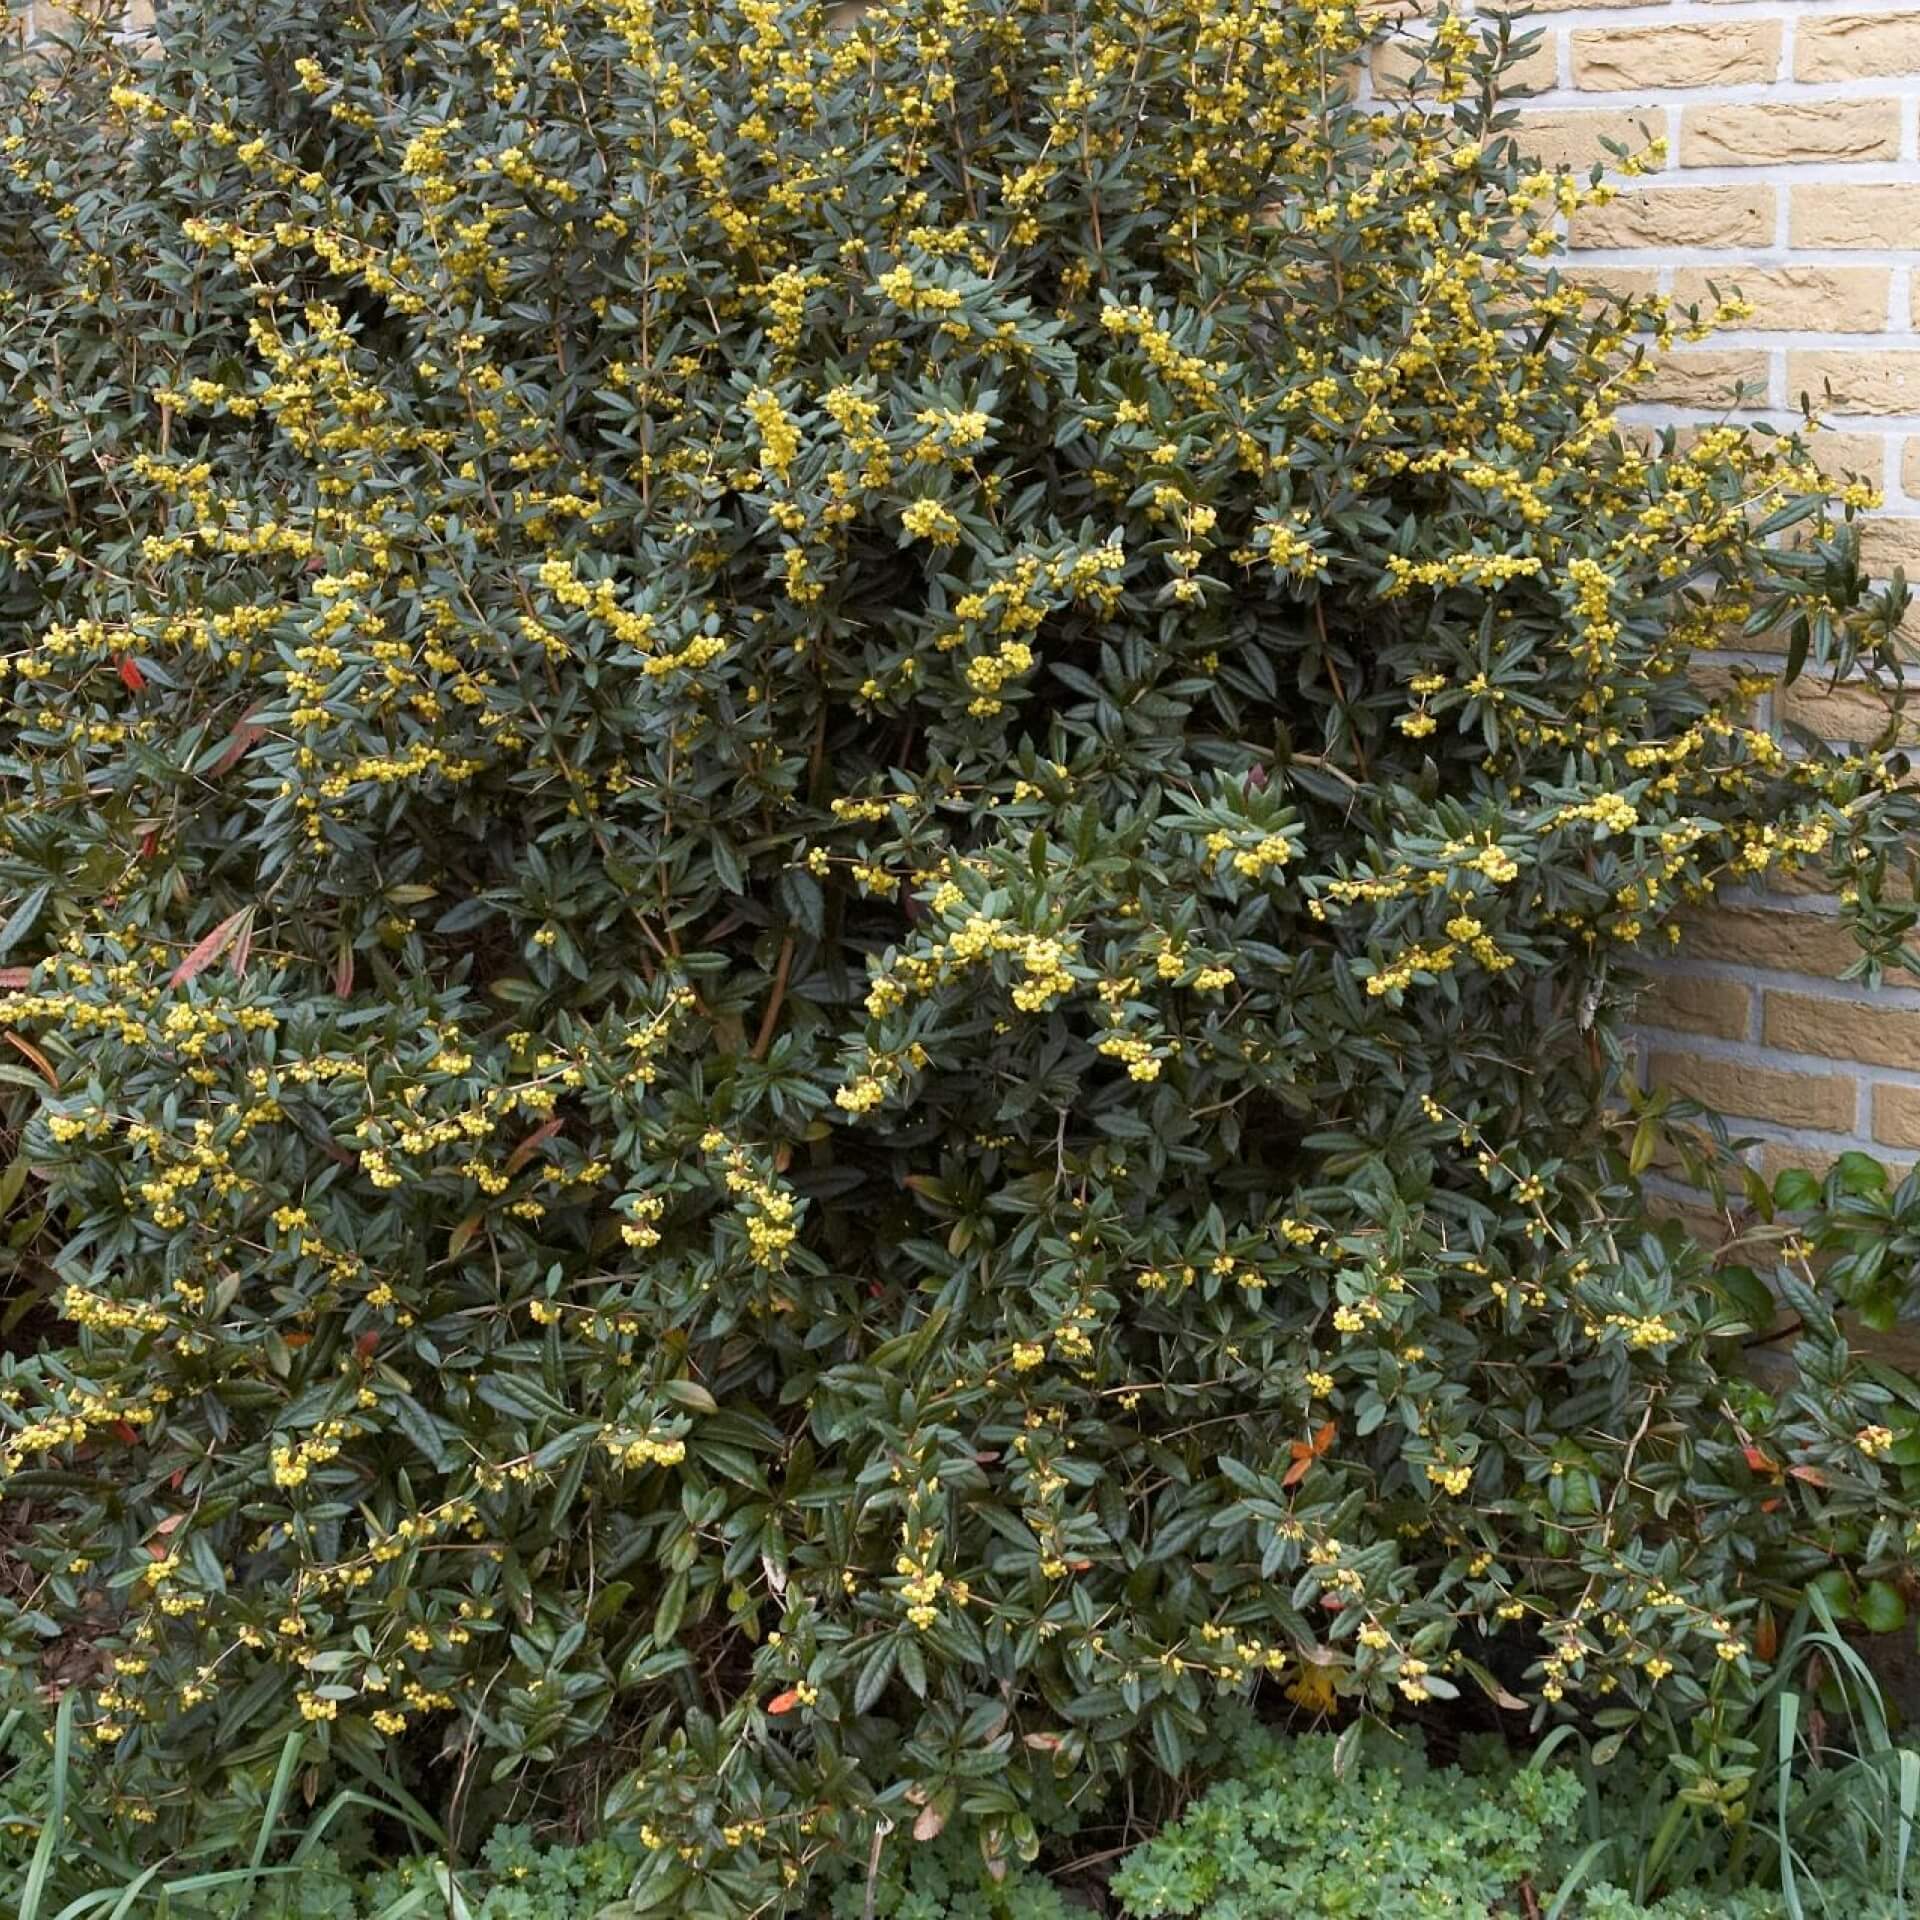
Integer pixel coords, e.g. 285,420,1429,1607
1374,0,1920,1185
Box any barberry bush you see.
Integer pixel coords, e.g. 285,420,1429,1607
4,0,1920,1909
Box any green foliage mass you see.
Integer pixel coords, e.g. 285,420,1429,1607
1108,1721,1919,1920
1,0,1920,1913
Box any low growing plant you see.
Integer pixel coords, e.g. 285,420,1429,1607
1110,1716,1920,1920
3,0,1920,1911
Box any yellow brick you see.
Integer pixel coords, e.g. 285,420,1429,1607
1797,13,1920,83
1761,1141,1878,1185
1501,39,1560,94
1670,424,1883,485
1648,1194,1736,1248
1681,100,1902,168
1372,35,1558,93
1650,1050,1855,1132
1507,0,1657,10
1672,267,1888,335
1633,351,1771,409
1902,438,1920,497
1516,109,1663,173
1874,1084,1920,1148
1677,906,1863,977
1779,676,1914,744
1563,268,1662,304
1766,991,1920,1070
1572,23,1782,92
1787,352,1920,417
1570,187,1774,252
1799,429,1890,481
1792,185,1920,251
1636,974,1751,1040
1856,519,1920,577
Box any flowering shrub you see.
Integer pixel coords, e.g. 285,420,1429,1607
3,0,1920,1908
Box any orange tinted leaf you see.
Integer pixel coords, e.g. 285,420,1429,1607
209,709,263,778
766,1689,801,1716
504,1117,564,1176
1311,1420,1337,1456
2,1031,56,1088
171,906,256,988
1,1029,55,1086
1743,1445,1779,1476
150,1513,185,1536
1789,1465,1829,1486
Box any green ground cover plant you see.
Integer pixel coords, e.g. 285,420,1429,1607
3,0,1920,1912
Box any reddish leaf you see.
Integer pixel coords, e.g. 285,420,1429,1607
504,1117,564,1176
209,709,264,779
333,940,354,999
766,1689,801,1716
0,968,31,990
913,1802,946,1843
447,1213,484,1261
114,1422,141,1446
170,906,256,988
1743,1445,1779,1476
138,828,160,860
150,1513,185,1537
1282,1420,1338,1488
1789,1465,1829,1487
3,1031,56,1088
355,1331,381,1359
1755,1607,1779,1663
118,655,147,693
